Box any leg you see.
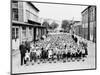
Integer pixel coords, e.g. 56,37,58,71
21,54,24,65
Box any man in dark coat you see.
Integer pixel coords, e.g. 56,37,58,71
72,34,74,40
25,41,30,52
19,41,26,66
74,37,78,43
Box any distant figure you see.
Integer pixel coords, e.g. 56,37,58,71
72,34,74,40
71,34,78,43
74,37,78,43
19,41,26,66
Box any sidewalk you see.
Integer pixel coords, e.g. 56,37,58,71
12,49,20,56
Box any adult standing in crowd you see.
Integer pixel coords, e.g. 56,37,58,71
19,41,26,66
25,40,30,52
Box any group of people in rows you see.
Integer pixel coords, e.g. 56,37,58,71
19,34,88,66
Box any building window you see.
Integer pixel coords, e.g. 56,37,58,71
22,27,26,38
29,27,32,36
12,28,15,39
12,9,18,21
82,14,84,24
90,8,94,22
12,28,19,39
12,1,18,8
93,8,95,21
16,28,19,38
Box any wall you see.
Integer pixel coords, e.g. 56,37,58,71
82,8,89,40
23,2,39,22
18,1,24,22
89,6,96,42
17,2,40,43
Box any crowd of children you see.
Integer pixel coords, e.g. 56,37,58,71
23,33,88,66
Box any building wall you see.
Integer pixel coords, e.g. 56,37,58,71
18,2,35,42
12,1,19,21
73,6,96,43
23,2,39,22
81,6,96,42
89,6,96,42
18,2,24,22
82,9,89,40
12,1,42,50
12,2,39,23
12,26,20,50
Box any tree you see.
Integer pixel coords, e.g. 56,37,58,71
49,21,59,30
61,20,69,29
42,21,49,29
61,20,73,33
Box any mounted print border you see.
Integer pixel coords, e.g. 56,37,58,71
10,0,97,74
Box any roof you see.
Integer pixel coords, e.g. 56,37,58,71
12,20,46,28
28,20,41,25
27,2,39,12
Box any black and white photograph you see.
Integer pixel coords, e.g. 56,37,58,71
11,0,96,74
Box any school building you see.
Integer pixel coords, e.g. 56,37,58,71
12,1,47,50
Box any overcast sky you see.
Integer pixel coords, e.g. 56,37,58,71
33,2,88,21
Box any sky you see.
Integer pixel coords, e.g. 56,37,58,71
33,2,88,21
